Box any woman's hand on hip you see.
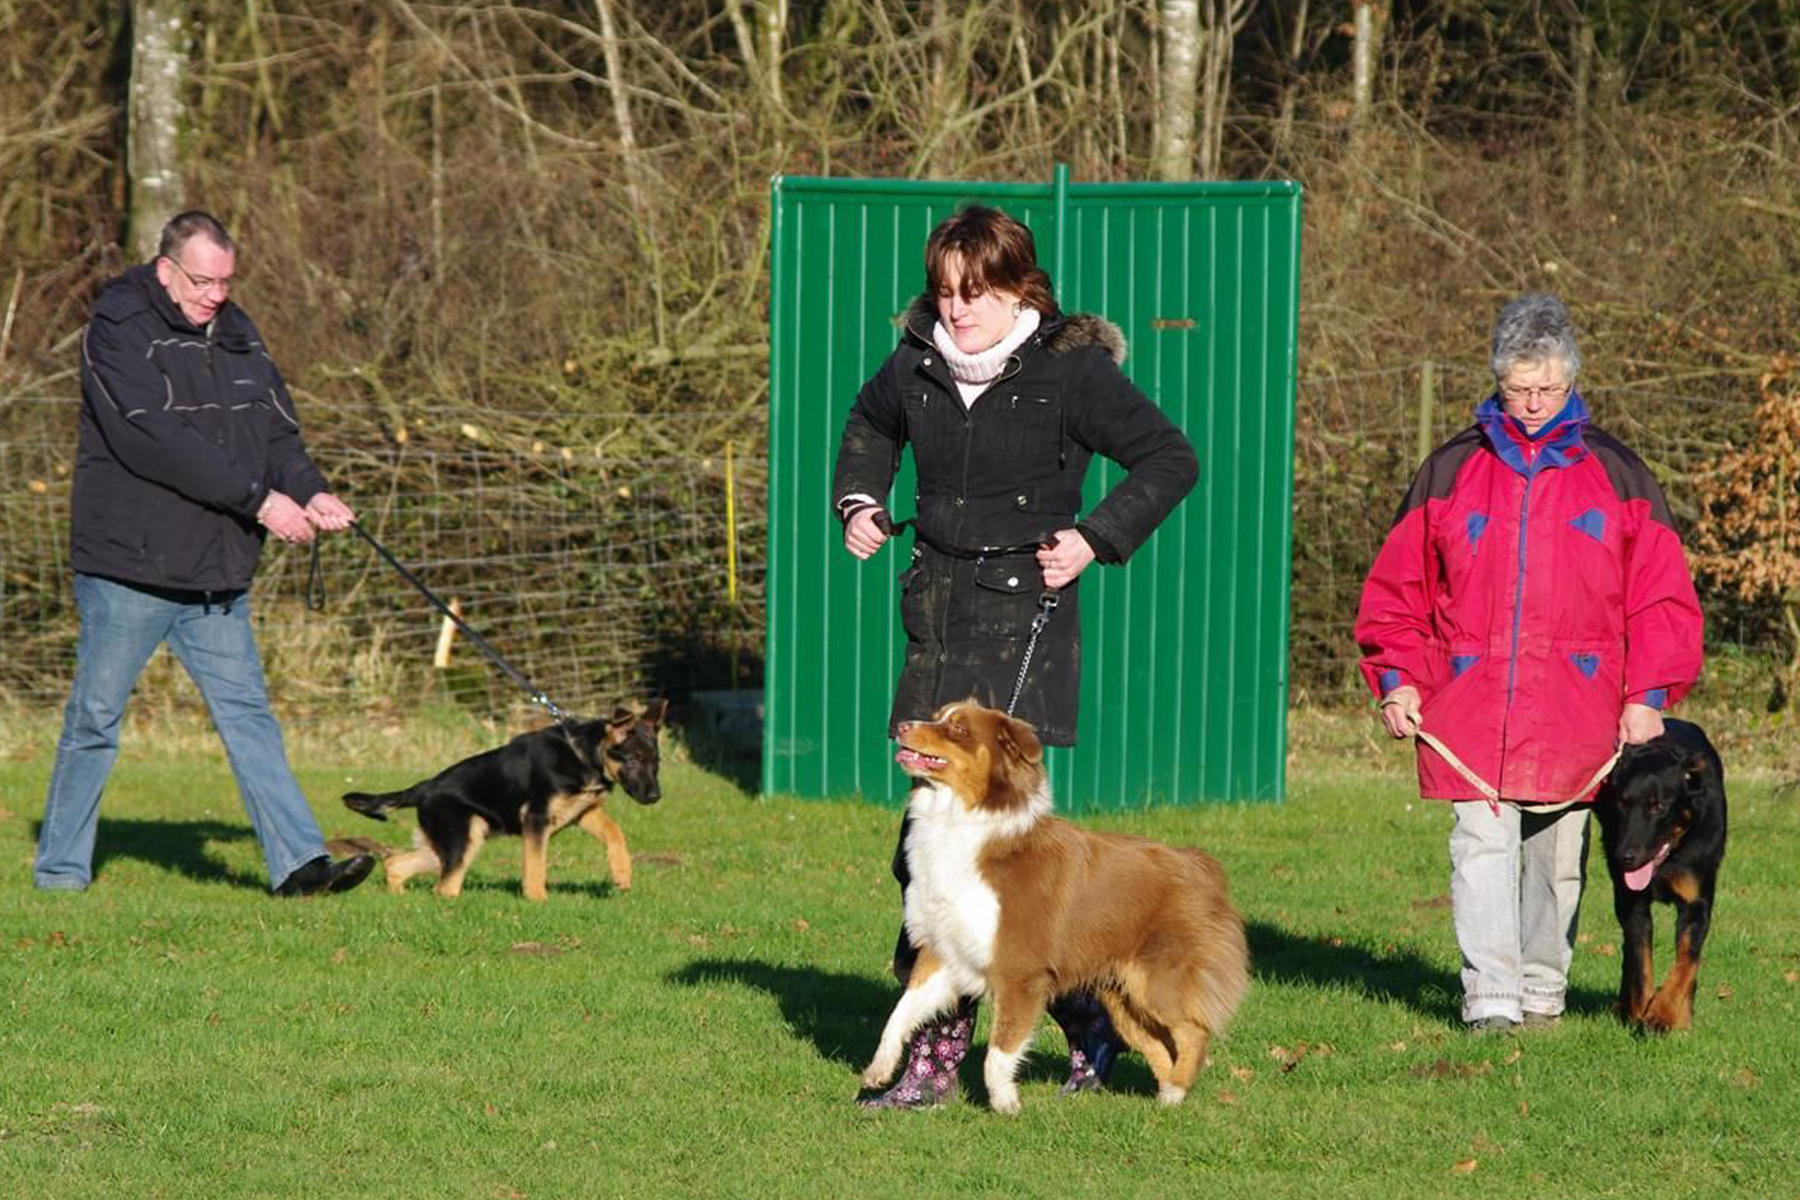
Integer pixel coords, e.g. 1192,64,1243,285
1037,529,1095,589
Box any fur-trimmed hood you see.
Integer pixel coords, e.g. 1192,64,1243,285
902,294,1127,365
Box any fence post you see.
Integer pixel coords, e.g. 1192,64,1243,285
1416,358,1436,465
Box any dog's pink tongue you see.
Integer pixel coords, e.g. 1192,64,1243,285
1624,843,1672,892
895,747,930,770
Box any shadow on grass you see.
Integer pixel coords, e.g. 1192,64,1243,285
672,720,759,797
44,817,269,890
1246,918,1616,1022
665,956,1165,1101
670,957,892,1066
444,875,622,900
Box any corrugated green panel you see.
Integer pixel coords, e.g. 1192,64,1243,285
767,174,1300,809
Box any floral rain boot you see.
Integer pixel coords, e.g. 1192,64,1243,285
858,999,976,1109
1050,990,1126,1095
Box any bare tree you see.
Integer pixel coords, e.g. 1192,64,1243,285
128,0,186,260
725,0,788,117
1153,0,1201,180
595,0,668,349
1197,0,1256,178
1570,13,1594,204
1152,0,1255,181
1350,0,1385,136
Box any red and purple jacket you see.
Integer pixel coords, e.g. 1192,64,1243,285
1355,391,1704,802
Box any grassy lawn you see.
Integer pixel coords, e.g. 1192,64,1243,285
2,706,1797,1199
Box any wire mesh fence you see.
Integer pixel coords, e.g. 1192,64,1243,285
0,396,767,720
0,361,1769,720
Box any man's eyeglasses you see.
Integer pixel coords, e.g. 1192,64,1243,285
1500,383,1569,403
164,256,234,294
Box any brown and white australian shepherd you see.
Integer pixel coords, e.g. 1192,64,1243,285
860,700,1249,1113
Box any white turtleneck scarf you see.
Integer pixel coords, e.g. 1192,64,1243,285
931,306,1042,408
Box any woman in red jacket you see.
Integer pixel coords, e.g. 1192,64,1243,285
1355,292,1703,1033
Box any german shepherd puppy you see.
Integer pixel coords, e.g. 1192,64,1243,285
343,702,664,900
1593,718,1727,1031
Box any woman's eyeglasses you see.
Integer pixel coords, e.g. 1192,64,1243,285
1500,383,1569,403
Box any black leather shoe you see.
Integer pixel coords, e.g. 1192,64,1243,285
276,853,376,898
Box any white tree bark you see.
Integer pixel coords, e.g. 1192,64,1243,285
1351,0,1380,133
724,0,787,114
1153,0,1200,181
758,0,788,112
128,0,186,261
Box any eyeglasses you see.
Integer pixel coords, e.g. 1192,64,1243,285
1500,382,1569,403
164,256,234,294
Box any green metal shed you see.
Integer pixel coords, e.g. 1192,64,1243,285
765,168,1301,811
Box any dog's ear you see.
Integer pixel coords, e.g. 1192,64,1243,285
644,697,668,727
1682,753,1710,799
996,712,1043,768
609,704,637,727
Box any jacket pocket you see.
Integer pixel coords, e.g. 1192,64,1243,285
1418,643,1489,727
901,388,955,472
994,386,1062,459
971,561,1044,638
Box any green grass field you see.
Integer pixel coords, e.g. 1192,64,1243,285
3,708,1797,1199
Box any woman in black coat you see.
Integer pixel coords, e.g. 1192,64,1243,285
833,205,1198,1107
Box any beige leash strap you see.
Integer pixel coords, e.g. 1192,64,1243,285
1384,699,1619,813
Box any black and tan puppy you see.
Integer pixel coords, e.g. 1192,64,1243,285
1593,717,1727,1031
343,702,664,900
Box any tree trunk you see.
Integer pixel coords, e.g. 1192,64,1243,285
724,0,787,116
1350,0,1381,135
1154,0,1200,181
1570,16,1593,205
127,0,187,261
1272,0,1309,166
759,0,788,113
594,0,667,349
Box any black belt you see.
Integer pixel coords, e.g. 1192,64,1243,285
875,512,1049,560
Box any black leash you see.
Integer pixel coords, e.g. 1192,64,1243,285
869,508,1060,717
329,519,576,726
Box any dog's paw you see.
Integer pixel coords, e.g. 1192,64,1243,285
861,1061,895,1089
1157,1084,1189,1106
988,1085,1021,1115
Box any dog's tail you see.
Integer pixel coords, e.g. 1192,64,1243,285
342,786,420,822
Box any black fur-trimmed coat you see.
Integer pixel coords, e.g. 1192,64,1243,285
831,296,1197,745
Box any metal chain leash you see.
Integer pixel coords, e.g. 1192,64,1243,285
1005,591,1059,717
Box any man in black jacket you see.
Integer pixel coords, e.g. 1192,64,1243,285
34,211,372,897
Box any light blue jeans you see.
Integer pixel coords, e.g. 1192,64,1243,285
34,573,328,892
1449,800,1591,1023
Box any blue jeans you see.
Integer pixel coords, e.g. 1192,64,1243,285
35,573,328,891
1449,800,1591,1023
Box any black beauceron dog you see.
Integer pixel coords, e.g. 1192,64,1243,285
1593,717,1727,1031
343,703,664,900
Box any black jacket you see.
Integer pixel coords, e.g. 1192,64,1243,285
833,297,1197,563
70,264,327,591
832,297,1198,743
